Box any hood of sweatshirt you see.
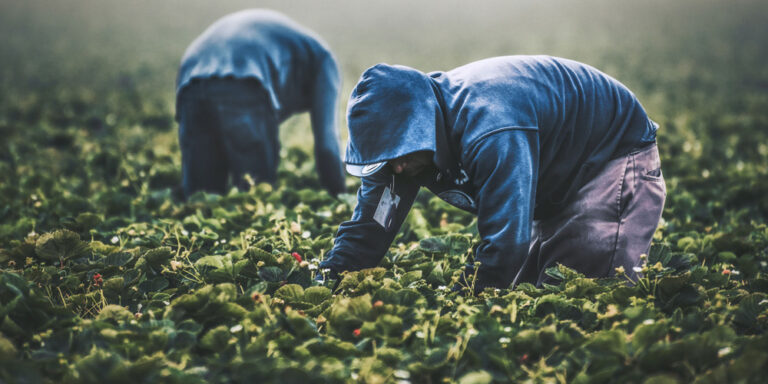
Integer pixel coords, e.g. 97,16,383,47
344,63,444,177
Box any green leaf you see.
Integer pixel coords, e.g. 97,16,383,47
419,237,448,253
374,314,403,337
195,255,228,270
658,274,690,298
104,252,133,266
544,265,566,281
96,304,133,323
0,334,17,360
74,212,103,231
34,229,88,262
138,276,169,294
258,266,285,282
286,268,312,287
304,286,332,305
564,278,603,298
285,311,318,339
426,263,447,285
328,295,374,337
274,284,305,303
419,235,470,257
200,325,231,352
400,271,422,287
583,330,628,358
641,374,680,384
395,289,426,307
103,277,124,294
143,246,173,269
633,321,668,350
458,371,493,384
733,293,767,332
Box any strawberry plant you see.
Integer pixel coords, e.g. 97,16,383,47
2,0,768,382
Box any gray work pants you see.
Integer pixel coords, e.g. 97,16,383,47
516,143,666,286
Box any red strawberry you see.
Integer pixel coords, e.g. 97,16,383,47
93,273,103,287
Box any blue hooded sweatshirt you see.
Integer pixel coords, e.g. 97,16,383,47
320,55,657,289
176,9,345,195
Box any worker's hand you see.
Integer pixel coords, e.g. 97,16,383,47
314,267,341,291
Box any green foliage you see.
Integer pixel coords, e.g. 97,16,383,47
34,229,89,263
1,0,768,382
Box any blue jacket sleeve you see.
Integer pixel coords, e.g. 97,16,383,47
320,168,420,273
465,129,539,289
310,53,346,196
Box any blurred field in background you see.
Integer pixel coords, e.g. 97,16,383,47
2,0,766,147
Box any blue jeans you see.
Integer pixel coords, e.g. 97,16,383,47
177,78,278,197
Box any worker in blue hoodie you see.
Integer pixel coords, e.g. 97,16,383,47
319,56,666,291
176,9,345,197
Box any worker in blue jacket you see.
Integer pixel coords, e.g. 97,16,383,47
319,56,666,291
176,9,345,197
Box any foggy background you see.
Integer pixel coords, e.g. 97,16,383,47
1,0,766,148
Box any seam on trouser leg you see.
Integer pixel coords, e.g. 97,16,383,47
607,154,630,276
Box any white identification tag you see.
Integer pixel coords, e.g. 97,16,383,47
373,186,400,231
